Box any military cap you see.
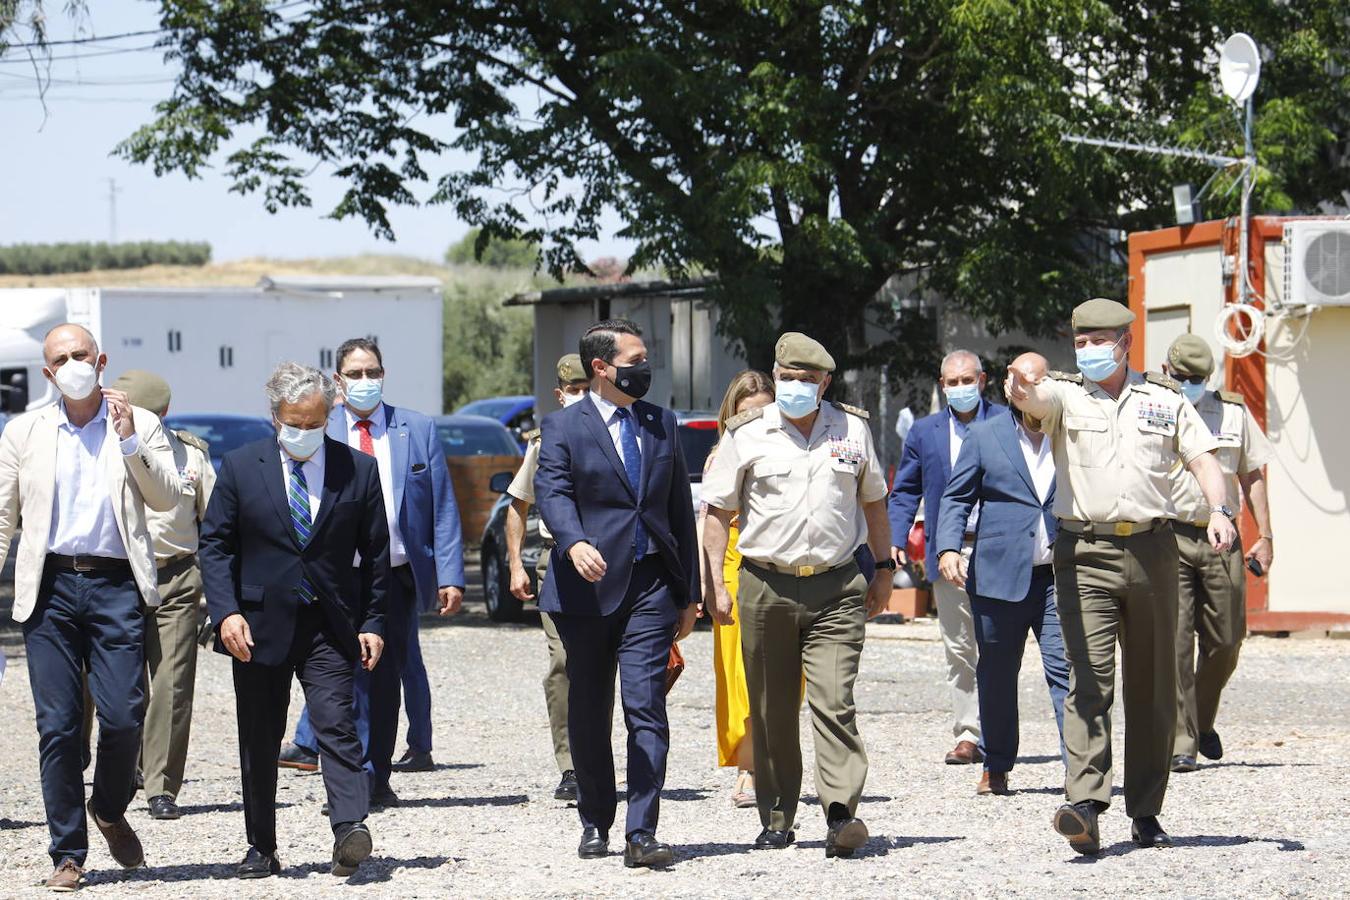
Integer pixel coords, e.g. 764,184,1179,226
111,369,170,416
1166,334,1215,378
1071,298,1135,332
775,332,835,372
556,353,588,383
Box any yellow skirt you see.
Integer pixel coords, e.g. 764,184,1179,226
712,526,750,767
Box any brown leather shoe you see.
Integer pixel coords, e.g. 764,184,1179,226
87,800,144,868
976,771,1011,796
945,740,983,765
45,859,84,892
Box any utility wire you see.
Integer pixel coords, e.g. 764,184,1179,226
0,0,313,49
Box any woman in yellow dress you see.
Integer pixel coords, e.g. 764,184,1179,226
701,370,775,808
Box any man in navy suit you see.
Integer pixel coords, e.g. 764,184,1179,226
201,363,388,879
936,352,1069,797
535,319,699,869
888,349,1006,764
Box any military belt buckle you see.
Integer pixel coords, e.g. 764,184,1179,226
1113,522,1134,537
797,565,817,578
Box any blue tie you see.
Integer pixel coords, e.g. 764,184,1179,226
288,460,317,605
615,407,648,559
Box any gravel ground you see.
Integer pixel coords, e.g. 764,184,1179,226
1,568,1347,898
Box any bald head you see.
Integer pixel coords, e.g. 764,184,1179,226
43,324,100,368
1009,352,1048,382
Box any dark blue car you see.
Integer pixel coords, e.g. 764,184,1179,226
455,395,535,451
163,413,276,472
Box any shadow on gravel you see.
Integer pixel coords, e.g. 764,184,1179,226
84,855,453,886
662,788,711,801
175,801,294,816
1016,755,1062,764
398,793,529,808
1066,833,1305,862
674,842,755,859
0,818,44,830
1015,786,1122,796
1199,761,1315,770
801,795,894,804
795,835,962,858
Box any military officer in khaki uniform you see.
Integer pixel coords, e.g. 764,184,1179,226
504,354,591,802
1161,335,1274,773
1006,299,1237,855
702,333,893,859
111,370,215,821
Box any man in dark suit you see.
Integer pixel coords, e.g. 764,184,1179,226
888,350,1006,764
535,319,700,868
200,362,389,880
935,352,1069,797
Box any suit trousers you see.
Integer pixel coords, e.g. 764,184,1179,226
552,556,677,838
1055,525,1178,818
1173,523,1246,758
24,562,145,867
141,557,204,801
739,561,869,833
932,548,982,745
401,595,434,755
358,565,415,790
232,604,368,855
970,565,1069,774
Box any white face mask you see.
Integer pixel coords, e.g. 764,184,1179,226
560,391,586,408
276,422,325,459
52,360,99,401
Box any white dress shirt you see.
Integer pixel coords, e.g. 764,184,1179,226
1017,419,1056,565
279,443,325,523
48,399,140,558
589,391,641,469
948,410,979,534
345,407,408,567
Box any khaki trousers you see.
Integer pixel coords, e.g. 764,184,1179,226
739,561,868,832
142,558,205,800
537,552,573,773
931,545,981,745
1173,523,1246,758
1054,525,1178,818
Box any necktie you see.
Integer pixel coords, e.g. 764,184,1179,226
288,460,317,605
355,418,375,456
615,407,648,559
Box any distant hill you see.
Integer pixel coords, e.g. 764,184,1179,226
0,254,469,288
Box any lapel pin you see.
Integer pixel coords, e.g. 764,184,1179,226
646,413,654,421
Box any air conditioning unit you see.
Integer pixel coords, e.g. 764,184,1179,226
1283,220,1350,307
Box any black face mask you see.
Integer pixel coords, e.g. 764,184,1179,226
610,360,652,400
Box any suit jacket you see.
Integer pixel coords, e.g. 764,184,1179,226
328,404,465,609
935,414,1056,603
199,436,390,667
887,399,1007,575
0,403,181,621
534,397,699,616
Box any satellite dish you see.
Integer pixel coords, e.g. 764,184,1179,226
1219,33,1261,103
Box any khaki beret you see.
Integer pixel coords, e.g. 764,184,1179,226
1167,334,1215,378
556,353,588,383
111,369,170,416
1071,298,1135,332
775,332,835,372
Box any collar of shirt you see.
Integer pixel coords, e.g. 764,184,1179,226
1085,369,1145,401
278,441,327,477
588,389,622,424
57,397,110,432
948,404,977,437
763,400,838,443
344,404,386,439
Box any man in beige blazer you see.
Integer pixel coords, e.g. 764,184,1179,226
0,324,180,892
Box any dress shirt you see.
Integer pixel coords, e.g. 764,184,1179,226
279,443,325,523
588,391,641,469
344,407,407,567
48,398,140,558
1016,418,1056,565
948,409,979,534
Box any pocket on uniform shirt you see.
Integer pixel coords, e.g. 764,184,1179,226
1065,414,1109,465
750,459,793,509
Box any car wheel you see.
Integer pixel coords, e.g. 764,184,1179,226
482,542,523,622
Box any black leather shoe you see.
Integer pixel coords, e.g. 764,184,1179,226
1171,754,1198,773
147,795,181,820
824,817,869,859
554,770,579,802
369,785,400,811
753,828,795,849
577,826,608,859
332,822,373,876
1198,730,1224,761
624,831,674,868
1131,816,1172,848
1053,801,1102,855
237,847,281,879
390,749,435,773
278,742,319,772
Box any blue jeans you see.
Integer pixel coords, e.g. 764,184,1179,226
970,565,1069,774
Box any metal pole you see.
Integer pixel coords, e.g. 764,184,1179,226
1238,97,1254,304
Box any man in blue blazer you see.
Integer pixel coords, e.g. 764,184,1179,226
888,349,1005,764
535,319,699,869
282,338,465,803
935,352,1069,796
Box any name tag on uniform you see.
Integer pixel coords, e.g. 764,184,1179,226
827,435,862,466
1137,402,1176,435
178,467,199,489
1212,428,1242,446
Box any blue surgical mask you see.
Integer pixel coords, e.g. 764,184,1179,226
1075,340,1123,382
1180,380,1207,405
344,377,383,411
944,384,981,414
276,422,325,460
775,378,821,419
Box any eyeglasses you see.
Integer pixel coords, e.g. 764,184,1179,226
341,368,384,380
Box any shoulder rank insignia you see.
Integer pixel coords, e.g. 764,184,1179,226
173,429,211,454
1217,390,1245,406
1144,371,1181,393
1048,370,1083,384
725,406,764,431
831,401,871,421
523,428,542,443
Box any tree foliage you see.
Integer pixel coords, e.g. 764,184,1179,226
0,241,211,275
445,227,540,269
117,1,1350,390
440,269,537,412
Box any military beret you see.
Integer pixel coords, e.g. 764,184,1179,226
775,332,835,372
1166,334,1215,378
111,369,170,416
1071,298,1135,332
556,353,588,383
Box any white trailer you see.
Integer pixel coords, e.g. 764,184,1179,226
0,276,443,416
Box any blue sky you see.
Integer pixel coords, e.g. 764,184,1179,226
0,1,632,263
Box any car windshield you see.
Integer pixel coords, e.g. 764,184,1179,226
456,399,521,421
436,420,521,456
165,417,276,458
678,421,719,480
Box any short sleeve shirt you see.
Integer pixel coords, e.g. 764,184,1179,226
146,430,216,559
701,402,888,568
507,436,552,542
1170,391,1273,522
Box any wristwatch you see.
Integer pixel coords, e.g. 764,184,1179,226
1212,505,1236,520
875,558,898,571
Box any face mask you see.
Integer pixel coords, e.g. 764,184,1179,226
276,422,325,459
1180,381,1207,405
52,360,99,401
610,360,652,400
560,391,586,408
776,378,821,419
1075,340,1122,382
944,383,981,413
343,377,383,411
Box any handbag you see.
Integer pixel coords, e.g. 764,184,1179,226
664,642,685,694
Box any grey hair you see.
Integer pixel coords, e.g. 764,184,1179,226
940,349,983,376
264,362,336,415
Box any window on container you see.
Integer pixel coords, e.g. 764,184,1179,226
167,329,182,353
219,346,234,368
319,348,334,369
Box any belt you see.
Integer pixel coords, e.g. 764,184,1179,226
745,558,851,578
542,538,557,550
46,553,131,573
1058,518,1164,538
963,531,977,542
156,551,196,572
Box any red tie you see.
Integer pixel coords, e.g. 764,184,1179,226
355,419,375,456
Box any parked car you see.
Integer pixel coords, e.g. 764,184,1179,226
455,395,535,450
477,409,719,622
162,413,276,472
431,413,523,457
